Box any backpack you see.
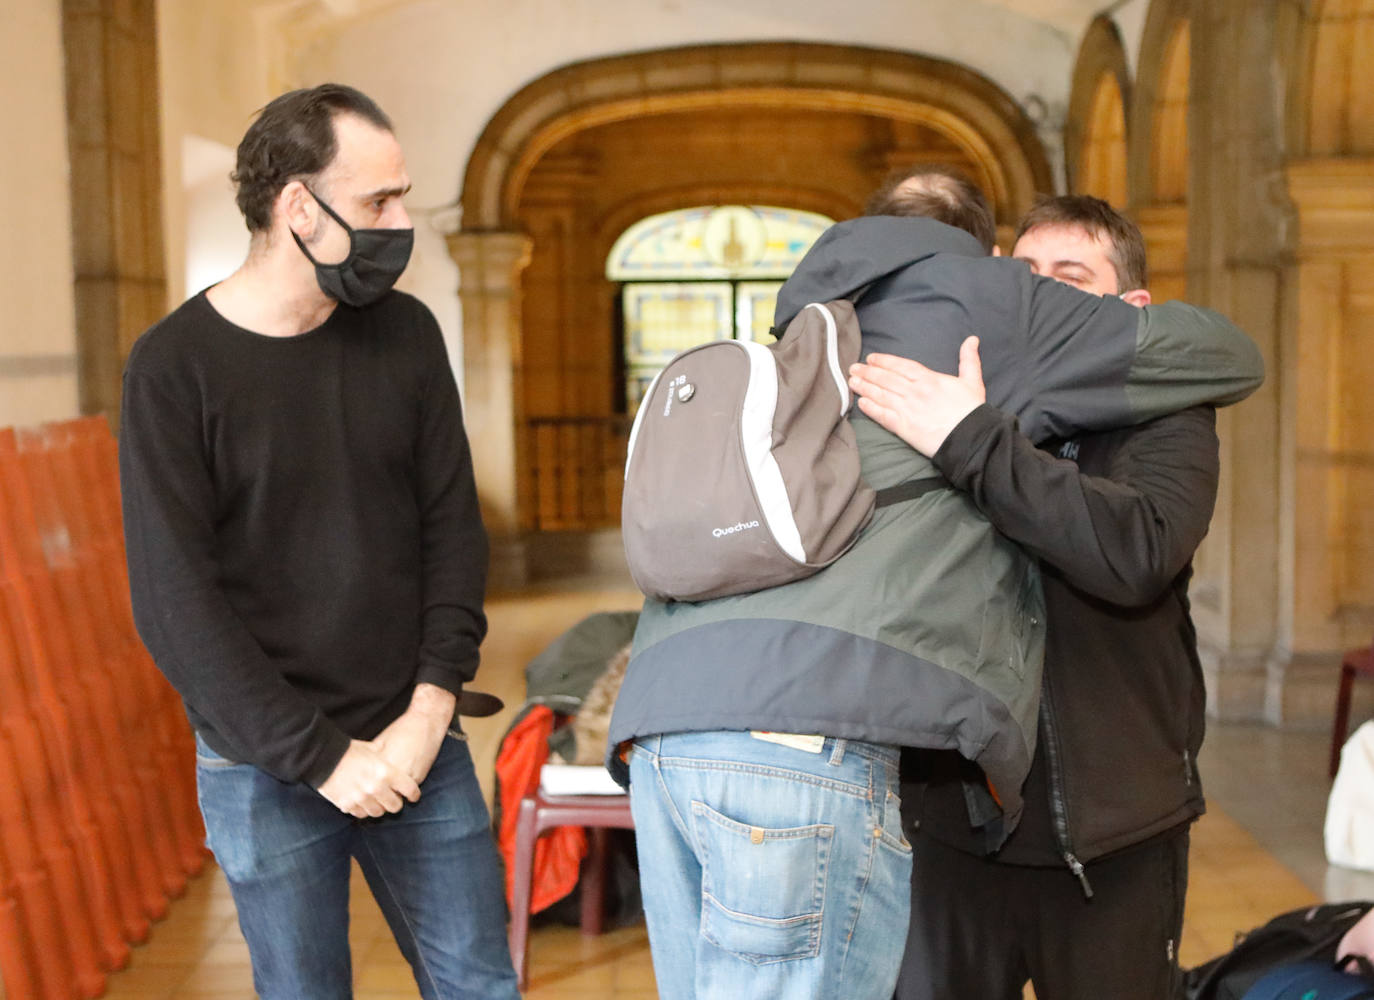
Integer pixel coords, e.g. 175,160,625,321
1240,960,1374,1000
1184,901,1374,1000
620,300,941,603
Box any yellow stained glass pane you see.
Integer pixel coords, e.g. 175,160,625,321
624,282,732,362
624,282,733,411
736,281,785,344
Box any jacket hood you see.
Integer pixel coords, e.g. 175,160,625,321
774,216,987,328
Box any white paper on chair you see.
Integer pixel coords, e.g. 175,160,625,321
539,763,625,796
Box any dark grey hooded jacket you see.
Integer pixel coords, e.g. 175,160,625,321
607,217,1264,844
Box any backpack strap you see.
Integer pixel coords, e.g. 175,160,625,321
874,475,949,508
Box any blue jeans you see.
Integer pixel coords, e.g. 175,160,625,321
195,732,518,1000
629,731,912,1000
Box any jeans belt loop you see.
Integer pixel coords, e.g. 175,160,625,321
828,738,848,766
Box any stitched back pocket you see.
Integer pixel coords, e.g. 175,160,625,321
692,799,832,965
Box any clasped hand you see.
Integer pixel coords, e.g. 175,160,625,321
316,683,456,818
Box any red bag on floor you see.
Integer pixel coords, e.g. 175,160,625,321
494,705,587,913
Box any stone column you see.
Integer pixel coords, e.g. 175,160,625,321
446,230,532,587
1185,0,1293,720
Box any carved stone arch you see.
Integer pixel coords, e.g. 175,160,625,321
1286,0,1374,157
1129,0,1192,306
460,42,1052,232
1065,16,1131,204
1129,0,1191,207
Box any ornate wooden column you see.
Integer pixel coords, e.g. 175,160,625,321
445,230,532,586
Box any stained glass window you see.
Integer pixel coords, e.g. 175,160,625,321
609,206,833,410
608,205,831,281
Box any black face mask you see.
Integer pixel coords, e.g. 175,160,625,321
292,188,414,307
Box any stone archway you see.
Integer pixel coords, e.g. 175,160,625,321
449,43,1053,578
1130,2,1190,303
1065,17,1131,204
460,43,1051,232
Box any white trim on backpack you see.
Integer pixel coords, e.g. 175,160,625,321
624,366,667,479
739,340,806,563
809,301,851,417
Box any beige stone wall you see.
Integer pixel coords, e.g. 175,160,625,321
1,0,80,428
155,0,271,309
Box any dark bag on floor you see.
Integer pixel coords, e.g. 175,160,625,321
1240,959,1374,999
1183,901,1374,1000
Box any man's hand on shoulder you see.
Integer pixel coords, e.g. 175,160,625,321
848,336,986,457
370,682,457,787
316,741,422,818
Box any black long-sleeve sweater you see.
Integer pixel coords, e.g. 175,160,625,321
909,403,1217,865
119,290,488,787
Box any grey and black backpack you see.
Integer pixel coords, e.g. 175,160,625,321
620,300,941,603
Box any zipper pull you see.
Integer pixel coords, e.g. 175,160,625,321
1065,852,1094,899
1183,749,1194,786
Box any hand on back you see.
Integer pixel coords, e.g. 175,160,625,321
848,335,986,456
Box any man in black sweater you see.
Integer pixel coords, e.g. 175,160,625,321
850,195,1213,999
119,84,518,998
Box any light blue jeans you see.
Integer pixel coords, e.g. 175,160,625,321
195,732,519,1000
629,731,912,1000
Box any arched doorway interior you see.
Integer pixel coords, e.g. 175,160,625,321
450,43,1053,568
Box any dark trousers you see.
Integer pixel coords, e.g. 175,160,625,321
894,828,1189,1000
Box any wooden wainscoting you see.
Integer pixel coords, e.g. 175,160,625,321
527,416,632,532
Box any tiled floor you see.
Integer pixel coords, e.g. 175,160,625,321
94,578,1374,998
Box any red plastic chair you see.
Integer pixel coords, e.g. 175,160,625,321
506,781,634,990
1330,636,1374,777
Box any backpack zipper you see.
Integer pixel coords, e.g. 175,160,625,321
1040,686,1094,899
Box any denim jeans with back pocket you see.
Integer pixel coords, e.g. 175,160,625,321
629,730,912,1000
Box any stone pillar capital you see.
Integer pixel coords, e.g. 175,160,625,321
445,230,533,290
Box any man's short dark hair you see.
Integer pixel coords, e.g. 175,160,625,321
1015,194,1148,292
863,166,998,253
231,83,393,233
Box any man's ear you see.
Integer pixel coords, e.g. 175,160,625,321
1121,288,1152,307
278,180,315,238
